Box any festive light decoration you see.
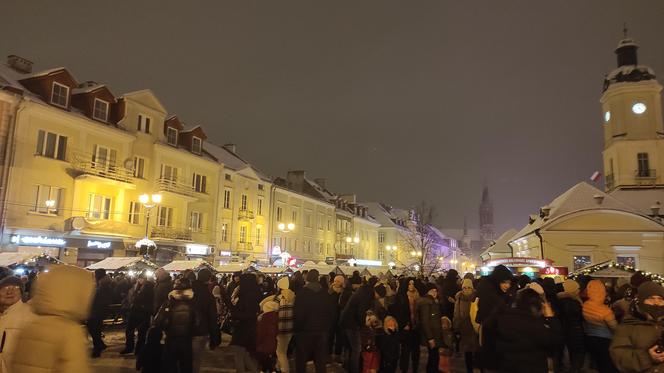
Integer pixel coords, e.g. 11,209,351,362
568,260,664,285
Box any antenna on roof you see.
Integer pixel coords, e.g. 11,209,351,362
623,22,628,38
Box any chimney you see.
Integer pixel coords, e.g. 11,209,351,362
362,207,368,217
540,205,551,219
7,55,33,74
78,80,98,88
593,194,605,205
286,170,306,192
314,178,327,189
222,143,236,153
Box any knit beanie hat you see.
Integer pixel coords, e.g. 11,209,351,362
197,268,212,282
638,281,664,301
424,283,437,293
277,276,290,290
94,268,106,281
0,276,22,290
491,265,513,283
562,279,580,294
306,269,319,283
374,284,387,298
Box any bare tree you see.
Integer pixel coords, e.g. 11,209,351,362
398,202,448,277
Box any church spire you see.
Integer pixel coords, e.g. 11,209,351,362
615,24,639,68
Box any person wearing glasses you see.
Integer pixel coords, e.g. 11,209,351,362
0,275,35,372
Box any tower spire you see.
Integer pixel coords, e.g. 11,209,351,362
623,22,628,39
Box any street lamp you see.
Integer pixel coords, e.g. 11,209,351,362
274,223,295,265
278,222,295,232
135,193,162,255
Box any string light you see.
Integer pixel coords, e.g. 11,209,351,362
569,260,664,285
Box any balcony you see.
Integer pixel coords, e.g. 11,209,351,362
605,173,614,190
157,178,196,198
238,209,255,221
151,226,192,241
236,242,254,252
66,216,131,235
71,152,135,185
635,169,657,186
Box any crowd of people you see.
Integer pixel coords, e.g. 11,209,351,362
0,264,663,373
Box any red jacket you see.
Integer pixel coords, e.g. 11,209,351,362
256,311,279,354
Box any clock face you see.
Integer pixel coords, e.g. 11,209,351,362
632,102,647,115
604,111,611,122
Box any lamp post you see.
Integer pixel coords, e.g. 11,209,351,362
385,244,398,267
345,235,360,262
275,222,295,265
135,193,161,257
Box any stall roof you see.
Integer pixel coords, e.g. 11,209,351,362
87,257,157,270
215,263,250,273
0,252,62,267
569,260,664,284
259,267,293,275
363,266,392,277
336,265,366,276
296,262,337,274
161,259,212,272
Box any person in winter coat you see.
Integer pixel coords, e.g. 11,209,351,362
340,276,380,373
556,279,585,373
328,274,345,360
377,316,400,373
389,277,421,373
610,281,664,373
122,275,155,355
293,269,335,373
0,276,35,371
360,310,383,373
190,269,221,373
11,265,95,373
155,277,197,373
440,269,460,320
485,288,562,373
88,269,114,358
153,268,173,315
275,277,295,373
256,298,280,372
454,278,478,373
230,273,261,372
583,279,619,373
419,283,444,373
136,326,163,373
475,264,513,371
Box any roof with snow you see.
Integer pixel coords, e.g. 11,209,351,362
160,259,212,272
480,229,518,258
86,257,157,270
609,188,664,216
204,142,271,180
215,263,251,273
0,252,62,267
510,182,654,242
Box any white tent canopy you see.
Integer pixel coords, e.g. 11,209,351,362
296,262,336,275
87,257,157,271
215,263,251,273
363,266,392,277
161,259,212,272
0,252,62,268
336,265,366,276
259,267,293,275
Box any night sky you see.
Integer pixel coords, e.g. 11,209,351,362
2,1,664,235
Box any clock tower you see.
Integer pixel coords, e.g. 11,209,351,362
602,35,664,191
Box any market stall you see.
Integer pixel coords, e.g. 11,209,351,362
0,252,63,274
568,260,664,285
258,266,294,276
336,265,366,276
161,259,215,274
215,263,254,274
86,256,157,275
362,266,393,277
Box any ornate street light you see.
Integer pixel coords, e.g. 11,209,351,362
135,193,162,255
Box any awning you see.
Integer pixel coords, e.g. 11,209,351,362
215,263,251,273
0,252,63,268
86,256,157,271
161,259,214,272
258,267,294,275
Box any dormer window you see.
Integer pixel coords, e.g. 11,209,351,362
138,114,151,134
50,82,69,108
166,127,178,146
192,136,202,155
92,98,109,122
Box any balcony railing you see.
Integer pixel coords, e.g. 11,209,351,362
71,152,134,184
151,226,192,241
66,216,131,234
238,209,255,221
236,242,254,252
635,169,657,186
156,178,196,197
605,173,614,190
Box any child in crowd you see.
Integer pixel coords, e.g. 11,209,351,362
377,316,400,373
361,310,383,373
256,298,280,372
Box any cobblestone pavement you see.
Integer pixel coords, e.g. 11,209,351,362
89,327,467,372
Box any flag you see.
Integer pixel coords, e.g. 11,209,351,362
590,171,601,182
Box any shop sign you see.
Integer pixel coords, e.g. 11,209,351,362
218,251,232,257
10,235,66,247
540,266,569,276
485,257,551,268
87,240,112,249
186,244,210,256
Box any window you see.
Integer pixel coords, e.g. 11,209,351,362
326,243,331,255
305,214,312,228
92,98,109,122
307,241,311,253
637,153,650,177
241,194,248,210
88,194,111,220
225,173,232,181
318,215,323,230
319,241,323,254
190,211,202,232
133,157,145,178
166,127,178,146
327,219,332,231
292,210,297,223
192,173,207,193
221,223,228,242
223,189,232,209
378,232,385,244
258,184,264,191
276,206,283,221
572,255,592,271
36,130,67,161
128,202,142,224
161,164,178,181
240,226,247,243
50,82,69,108
256,226,262,245
31,185,61,215
92,145,117,171
157,206,173,227
257,198,263,215
138,114,151,134
192,136,202,155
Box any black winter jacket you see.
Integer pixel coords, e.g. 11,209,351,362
89,278,114,320
131,282,155,318
293,282,335,333
191,280,221,346
556,294,585,354
157,289,196,338
153,276,173,315
339,285,374,330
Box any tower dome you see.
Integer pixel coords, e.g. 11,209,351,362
603,37,656,92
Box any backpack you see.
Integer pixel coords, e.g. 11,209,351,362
156,299,195,338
